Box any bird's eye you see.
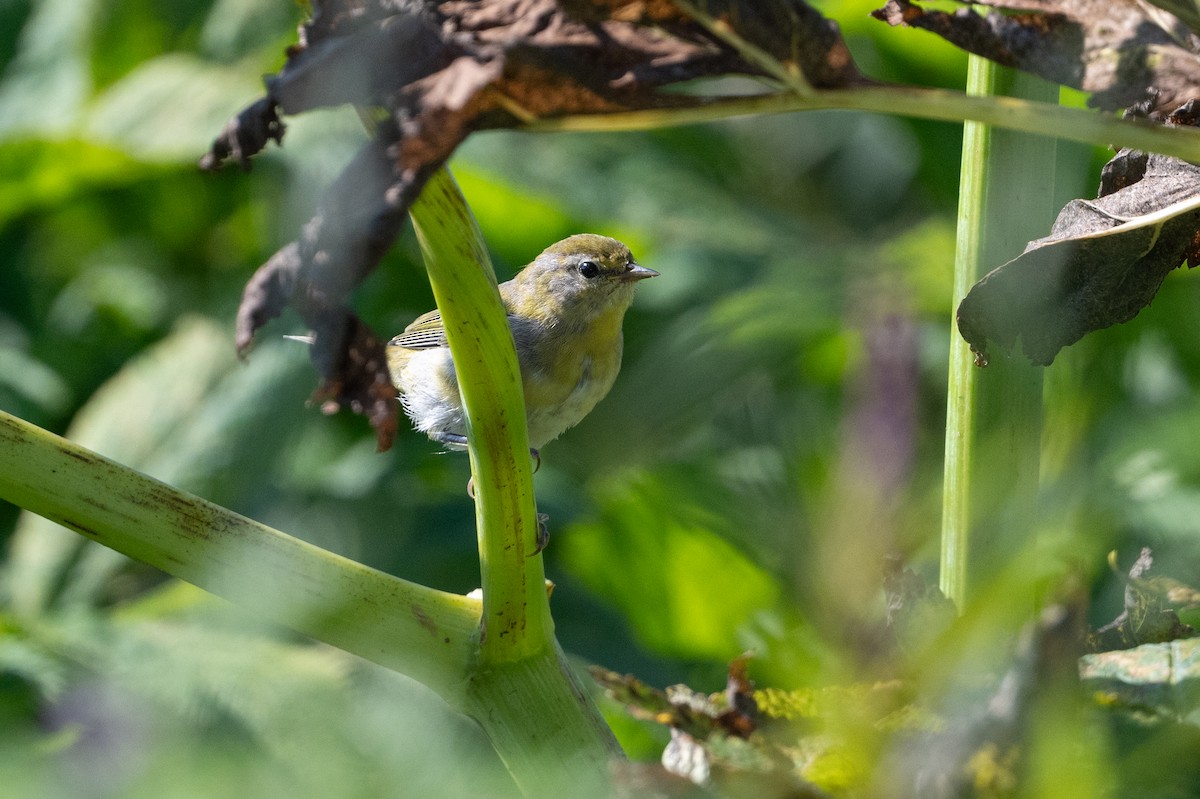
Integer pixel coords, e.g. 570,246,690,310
578,260,600,279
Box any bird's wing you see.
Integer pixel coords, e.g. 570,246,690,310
389,309,448,350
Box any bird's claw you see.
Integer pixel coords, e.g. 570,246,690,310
532,512,550,555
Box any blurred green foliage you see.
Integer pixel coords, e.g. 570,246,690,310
4,1,1200,796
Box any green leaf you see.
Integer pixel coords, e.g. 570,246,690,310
4,317,312,613
0,343,72,419
449,164,576,264
0,0,99,138
562,470,781,661
1083,637,1200,724
0,138,142,227
85,54,265,160
198,0,301,62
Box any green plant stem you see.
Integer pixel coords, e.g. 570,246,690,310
942,58,1052,606
0,410,480,698
408,166,552,663
408,166,621,796
525,86,1200,163
462,643,619,799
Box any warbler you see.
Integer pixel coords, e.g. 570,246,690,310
387,234,657,454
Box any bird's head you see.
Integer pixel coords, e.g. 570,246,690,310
506,234,657,323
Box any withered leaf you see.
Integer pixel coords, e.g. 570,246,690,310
871,0,1200,113
202,0,871,448
589,666,728,740
234,139,407,450
271,13,448,116
1089,547,1198,651
957,151,1200,366
198,98,284,172
591,661,830,796
722,654,759,736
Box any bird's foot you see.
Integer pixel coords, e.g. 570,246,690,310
532,512,550,555
433,432,469,450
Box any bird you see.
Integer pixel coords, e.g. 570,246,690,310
386,234,657,457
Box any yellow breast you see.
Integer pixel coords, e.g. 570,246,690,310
520,306,625,448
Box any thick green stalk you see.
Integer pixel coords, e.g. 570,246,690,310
0,410,480,697
407,167,552,662
462,644,619,799
408,166,621,796
942,59,1055,605
526,86,1200,163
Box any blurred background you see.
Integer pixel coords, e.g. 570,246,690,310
3,0,1200,796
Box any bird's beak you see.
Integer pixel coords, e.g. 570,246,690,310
619,263,659,281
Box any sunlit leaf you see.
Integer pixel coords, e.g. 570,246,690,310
0,345,72,419
198,0,301,63
562,471,782,661
86,54,265,160
1082,637,1200,722
4,317,312,614
0,139,142,227
0,0,96,137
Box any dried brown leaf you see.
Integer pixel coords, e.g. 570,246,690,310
1089,547,1199,651
872,0,1200,113
957,151,1200,365
234,140,408,449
